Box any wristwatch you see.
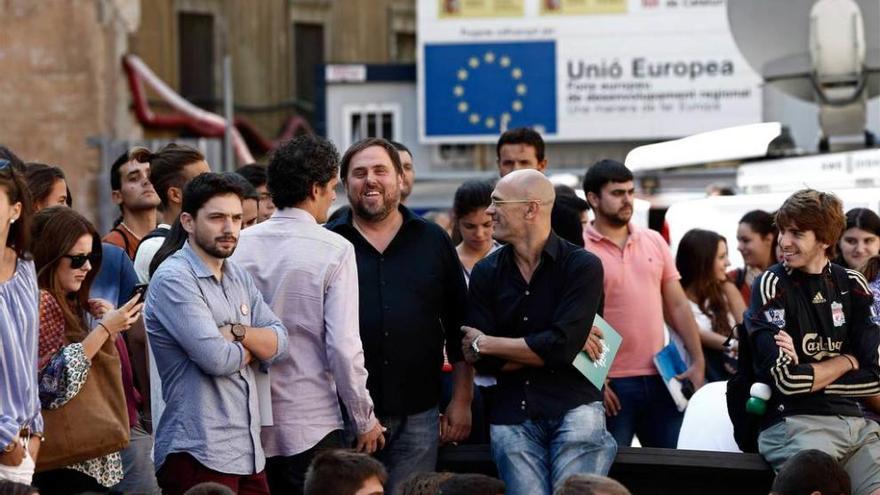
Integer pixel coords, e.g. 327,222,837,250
231,323,247,342
471,335,483,356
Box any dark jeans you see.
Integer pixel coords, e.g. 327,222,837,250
33,468,111,495
376,407,440,493
265,430,344,495
156,452,269,495
606,375,683,448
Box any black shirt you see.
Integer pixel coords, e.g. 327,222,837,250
467,232,605,425
326,206,468,417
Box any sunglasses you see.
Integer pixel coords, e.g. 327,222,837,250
62,252,100,269
0,159,11,172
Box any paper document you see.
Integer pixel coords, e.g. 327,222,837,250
572,315,623,390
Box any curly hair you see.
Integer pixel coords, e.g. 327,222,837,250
268,135,340,209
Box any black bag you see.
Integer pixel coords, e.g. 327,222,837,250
726,323,760,453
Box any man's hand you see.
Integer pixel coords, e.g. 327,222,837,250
604,381,621,416
441,399,472,444
460,326,485,364
675,359,706,391
775,330,798,364
355,422,386,454
583,326,605,361
0,439,24,467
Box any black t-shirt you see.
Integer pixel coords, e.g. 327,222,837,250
326,206,468,417
467,232,605,425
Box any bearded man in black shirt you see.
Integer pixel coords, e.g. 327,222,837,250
326,138,473,493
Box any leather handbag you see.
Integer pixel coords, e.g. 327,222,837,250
36,336,131,471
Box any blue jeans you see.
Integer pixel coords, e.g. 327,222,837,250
490,403,617,495
606,375,683,448
375,407,440,493
114,423,160,494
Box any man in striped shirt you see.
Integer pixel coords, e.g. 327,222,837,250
745,189,880,495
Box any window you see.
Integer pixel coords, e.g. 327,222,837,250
294,22,325,117
394,32,416,62
178,13,215,111
342,104,401,149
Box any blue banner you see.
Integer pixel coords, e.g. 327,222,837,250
424,41,557,138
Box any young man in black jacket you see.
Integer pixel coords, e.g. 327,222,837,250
746,189,880,495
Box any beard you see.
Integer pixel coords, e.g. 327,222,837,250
195,231,238,259
351,188,400,223
600,205,632,227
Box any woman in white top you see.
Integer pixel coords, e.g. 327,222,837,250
676,229,746,382
448,179,497,444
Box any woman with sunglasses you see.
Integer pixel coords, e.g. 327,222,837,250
29,207,142,495
0,160,42,485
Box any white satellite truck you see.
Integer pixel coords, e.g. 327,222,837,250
627,0,880,268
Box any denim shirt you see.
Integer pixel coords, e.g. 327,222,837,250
145,241,287,474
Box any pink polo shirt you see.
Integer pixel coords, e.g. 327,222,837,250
584,223,680,378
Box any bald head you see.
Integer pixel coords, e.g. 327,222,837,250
489,169,555,245
499,169,555,208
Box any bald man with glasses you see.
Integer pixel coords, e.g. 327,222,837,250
461,170,615,495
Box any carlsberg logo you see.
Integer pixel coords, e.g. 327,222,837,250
801,333,843,359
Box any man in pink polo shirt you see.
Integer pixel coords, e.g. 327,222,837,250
582,159,705,448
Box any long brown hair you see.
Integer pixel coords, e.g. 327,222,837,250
0,162,33,259
31,206,102,341
677,229,732,337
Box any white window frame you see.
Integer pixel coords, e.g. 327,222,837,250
341,103,402,150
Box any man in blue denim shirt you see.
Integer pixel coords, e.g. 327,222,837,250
461,170,616,495
145,173,287,495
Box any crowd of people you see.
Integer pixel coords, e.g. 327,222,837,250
0,125,878,495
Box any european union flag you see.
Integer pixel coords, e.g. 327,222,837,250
424,41,557,138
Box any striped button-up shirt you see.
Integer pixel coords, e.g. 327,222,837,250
0,258,43,447
231,208,377,457
145,242,287,475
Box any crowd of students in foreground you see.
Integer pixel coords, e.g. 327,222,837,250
0,125,878,495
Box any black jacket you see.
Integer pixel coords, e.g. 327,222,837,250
745,262,880,430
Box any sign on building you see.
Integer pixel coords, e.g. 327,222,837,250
417,0,762,143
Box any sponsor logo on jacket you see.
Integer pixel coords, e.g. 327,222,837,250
801,332,843,360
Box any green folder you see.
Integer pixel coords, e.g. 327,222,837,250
572,315,623,390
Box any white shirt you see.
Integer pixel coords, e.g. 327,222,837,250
133,223,171,284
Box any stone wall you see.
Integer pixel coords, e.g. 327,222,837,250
0,0,141,222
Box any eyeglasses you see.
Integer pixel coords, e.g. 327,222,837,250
62,252,100,269
490,198,544,207
0,159,11,172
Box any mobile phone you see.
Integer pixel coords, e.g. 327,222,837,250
132,284,148,304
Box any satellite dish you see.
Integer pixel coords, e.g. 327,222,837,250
728,0,879,148
728,0,880,102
